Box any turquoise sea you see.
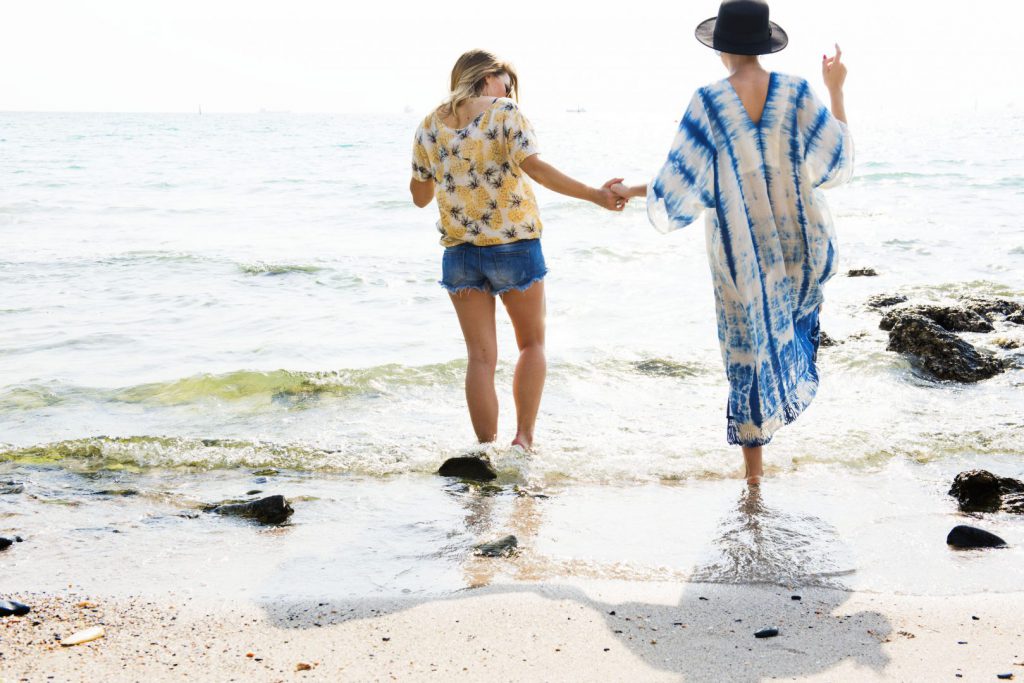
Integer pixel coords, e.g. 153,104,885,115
1,106,1022,598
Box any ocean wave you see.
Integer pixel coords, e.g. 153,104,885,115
237,262,324,276
853,171,967,183
0,357,709,410
4,425,1020,481
0,436,369,473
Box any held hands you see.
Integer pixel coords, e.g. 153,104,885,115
822,43,846,93
596,177,628,211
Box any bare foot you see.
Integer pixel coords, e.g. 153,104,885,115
744,468,762,487
511,435,532,452
741,445,763,486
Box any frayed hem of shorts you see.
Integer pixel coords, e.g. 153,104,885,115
439,281,490,296
494,271,548,297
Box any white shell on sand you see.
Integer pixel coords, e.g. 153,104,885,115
61,626,105,646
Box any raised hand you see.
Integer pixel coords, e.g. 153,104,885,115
822,43,846,93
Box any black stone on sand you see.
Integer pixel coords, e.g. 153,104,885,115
946,525,1007,549
210,495,294,525
438,456,497,481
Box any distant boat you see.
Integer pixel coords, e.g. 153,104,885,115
566,106,586,113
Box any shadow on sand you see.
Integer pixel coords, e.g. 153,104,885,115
259,481,892,681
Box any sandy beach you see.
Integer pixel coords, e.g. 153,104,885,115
3,582,1023,681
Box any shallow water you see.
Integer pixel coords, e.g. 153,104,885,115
2,456,1022,598
1,108,1023,595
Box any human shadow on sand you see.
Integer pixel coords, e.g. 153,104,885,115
259,481,892,681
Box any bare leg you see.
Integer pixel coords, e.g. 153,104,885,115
742,445,763,485
500,281,546,449
449,290,498,443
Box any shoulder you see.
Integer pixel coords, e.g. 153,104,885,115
492,97,526,117
416,112,438,136
773,73,812,99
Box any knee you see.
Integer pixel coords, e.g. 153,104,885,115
518,340,545,356
467,346,498,371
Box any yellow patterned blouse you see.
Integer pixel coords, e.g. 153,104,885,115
412,98,543,247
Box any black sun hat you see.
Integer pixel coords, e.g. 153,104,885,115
695,0,788,55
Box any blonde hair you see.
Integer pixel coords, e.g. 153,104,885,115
440,49,519,118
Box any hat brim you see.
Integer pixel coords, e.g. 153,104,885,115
694,17,788,55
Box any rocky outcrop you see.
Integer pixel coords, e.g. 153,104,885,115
847,268,878,277
949,470,1024,513
959,296,1024,324
886,314,1004,382
210,495,293,524
866,293,908,309
880,305,994,333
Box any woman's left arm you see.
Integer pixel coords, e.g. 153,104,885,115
410,177,434,207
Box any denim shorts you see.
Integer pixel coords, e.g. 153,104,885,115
440,239,547,296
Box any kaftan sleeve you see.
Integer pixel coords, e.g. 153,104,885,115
796,80,854,189
646,91,716,234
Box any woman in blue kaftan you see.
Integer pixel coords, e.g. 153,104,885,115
613,0,853,483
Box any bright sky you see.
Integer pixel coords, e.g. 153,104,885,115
2,0,1021,117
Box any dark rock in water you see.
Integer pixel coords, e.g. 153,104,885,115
866,293,908,309
0,481,24,495
1009,311,1024,326
0,537,12,551
819,331,838,347
886,314,1005,382
632,358,699,378
246,489,263,496
252,469,279,477
847,268,878,277
474,534,518,557
93,489,139,497
0,599,31,617
958,296,1024,322
211,495,294,524
754,628,779,638
880,305,994,333
946,525,1007,549
438,456,497,482
949,470,1024,513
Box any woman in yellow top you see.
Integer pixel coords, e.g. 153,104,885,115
411,49,624,451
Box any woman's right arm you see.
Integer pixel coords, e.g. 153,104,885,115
519,155,624,211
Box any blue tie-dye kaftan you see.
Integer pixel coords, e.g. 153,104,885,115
647,72,854,446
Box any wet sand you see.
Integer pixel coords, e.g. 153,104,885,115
3,583,1023,681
